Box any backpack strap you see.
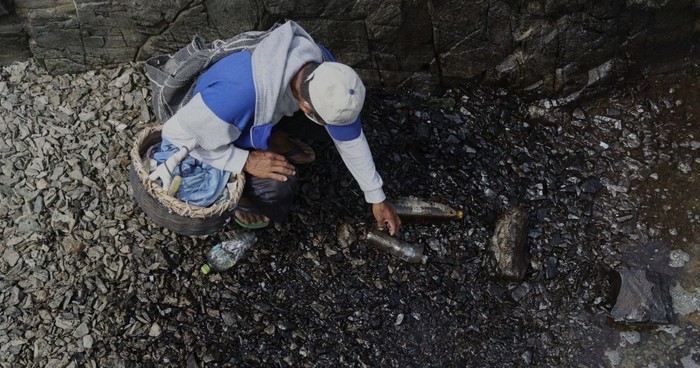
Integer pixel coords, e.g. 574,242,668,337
145,25,279,123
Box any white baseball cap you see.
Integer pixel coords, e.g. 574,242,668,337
306,62,365,140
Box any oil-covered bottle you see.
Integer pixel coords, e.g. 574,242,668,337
390,197,463,223
365,229,427,264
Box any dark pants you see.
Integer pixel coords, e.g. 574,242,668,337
242,111,330,223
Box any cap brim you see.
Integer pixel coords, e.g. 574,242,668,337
326,117,362,141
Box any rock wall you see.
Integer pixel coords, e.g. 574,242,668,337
0,0,31,65
1,0,698,96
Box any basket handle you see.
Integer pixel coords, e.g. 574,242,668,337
148,140,197,192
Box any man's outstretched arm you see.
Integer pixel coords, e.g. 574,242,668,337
332,131,401,235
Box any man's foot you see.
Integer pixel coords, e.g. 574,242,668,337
234,198,270,229
269,132,315,164
234,209,270,229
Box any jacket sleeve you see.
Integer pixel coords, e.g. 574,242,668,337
162,93,250,173
332,131,386,203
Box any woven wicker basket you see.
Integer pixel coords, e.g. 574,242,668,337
129,125,245,236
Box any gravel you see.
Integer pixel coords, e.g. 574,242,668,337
1,58,698,367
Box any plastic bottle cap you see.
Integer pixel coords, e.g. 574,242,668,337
200,264,211,274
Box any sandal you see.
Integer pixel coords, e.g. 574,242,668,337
234,206,270,229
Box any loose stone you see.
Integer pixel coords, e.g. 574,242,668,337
610,269,674,325
2,247,20,267
490,207,529,281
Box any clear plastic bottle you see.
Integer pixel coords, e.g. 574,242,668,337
366,229,427,264
200,230,257,274
390,197,463,223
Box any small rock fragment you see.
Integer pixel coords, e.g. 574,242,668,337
619,331,641,347
610,269,674,325
680,354,700,368
580,179,603,194
668,249,690,268
337,223,356,248
72,322,89,338
669,283,700,316
605,350,621,366
2,247,20,267
148,323,162,337
83,335,94,349
511,282,531,301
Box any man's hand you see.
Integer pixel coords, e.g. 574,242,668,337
372,201,401,236
244,150,296,181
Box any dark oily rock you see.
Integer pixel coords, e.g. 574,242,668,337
545,256,558,279
511,282,531,302
610,269,674,325
572,108,586,120
186,353,199,368
490,207,529,281
580,178,603,194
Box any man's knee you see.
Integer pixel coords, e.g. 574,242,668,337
243,174,298,223
264,174,298,202
245,174,298,204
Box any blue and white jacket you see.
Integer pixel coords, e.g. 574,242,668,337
162,28,385,204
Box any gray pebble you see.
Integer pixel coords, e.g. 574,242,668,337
2,247,20,267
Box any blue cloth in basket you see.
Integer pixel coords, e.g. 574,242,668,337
152,138,231,207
